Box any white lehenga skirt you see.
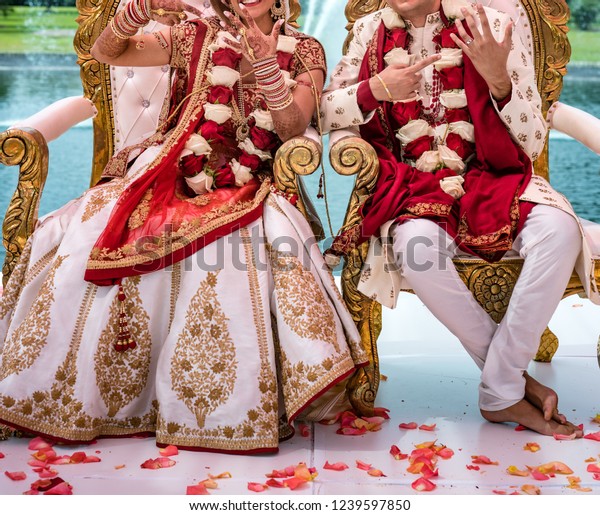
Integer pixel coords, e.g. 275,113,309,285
0,146,366,453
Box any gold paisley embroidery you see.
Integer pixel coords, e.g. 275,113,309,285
128,189,153,231
269,249,340,353
0,238,33,321
0,284,159,440
171,270,237,428
81,181,122,223
94,276,152,417
0,255,67,382
23,244,60,288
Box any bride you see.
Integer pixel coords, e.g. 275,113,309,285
0,0,366,453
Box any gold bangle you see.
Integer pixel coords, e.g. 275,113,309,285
374,74,393,102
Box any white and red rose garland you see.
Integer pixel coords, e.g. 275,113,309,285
179,31,298,195
381,0,475,194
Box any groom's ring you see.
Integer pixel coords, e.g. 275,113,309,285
465,38,474,46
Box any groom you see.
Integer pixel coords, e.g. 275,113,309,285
322,0,585,437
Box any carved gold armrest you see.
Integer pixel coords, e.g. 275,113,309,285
329,135,381,415
1,127,49,287
273,136,324,239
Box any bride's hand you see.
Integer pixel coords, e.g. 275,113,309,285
224,4,284,62
148,0,205,26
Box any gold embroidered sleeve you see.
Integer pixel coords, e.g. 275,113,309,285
291,36,327,80
170,22,197,69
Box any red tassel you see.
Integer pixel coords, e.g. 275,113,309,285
114,285,137,352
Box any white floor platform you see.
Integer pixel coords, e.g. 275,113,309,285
0,294,599,496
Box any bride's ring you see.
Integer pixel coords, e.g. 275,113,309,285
465,38,474,46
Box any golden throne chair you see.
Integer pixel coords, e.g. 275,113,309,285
0,0,321,439
330,0,600,415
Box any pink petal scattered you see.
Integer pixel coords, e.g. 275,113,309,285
586,463,600,473
336,427,367,436
28,437,53,451
471,455,499,465
356,460,372,471
507,465,529,477
584,431,600,442
5,471,27,481
115,464,126,470
373,407,391,419
187,484,210,495
521,484,541,495
83,456,101,463
515,424,527,432
419,424,436,431
537,461,574,475
34,468,58,479
323,461,349,471
283,477,307,490
247,482,267,492
69,452,87,464
492,490,507,495
593,473,600,481
200,479,218,489
399,422,418,430
265,478,285,488
44,480,73,495
566,475,592,492
367,468,386,477
159,445,179,457
0,452,5,459
389,445,408,460
435,447,454,460
411,477,436,492
208,472,232,479
554,432,578,441
420,464,439,479
466,465,480,471
140,457,176,469
530,470,550,481
298,423,310,438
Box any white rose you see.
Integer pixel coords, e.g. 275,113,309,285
440,90,468,109
239,138,272,161
438,144,466,173
209,31,240,53
179,148,193,159
204,103,233,125
440,175,465,199
252,109,275,131
448,121,475,142
231,159,253,187
384,48,414,67
380,7,405,29
415,150,441,172
207,66,240,88
277,35,298,54
441,0,473,20
281,70,297,89
184,133,212,156
434,48,463,70
185,171,214,195
396,119,433,146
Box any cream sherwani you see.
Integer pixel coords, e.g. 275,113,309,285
321,5,600,410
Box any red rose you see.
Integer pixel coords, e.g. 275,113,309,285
403,135,434,160
200,120,226,144
433,25,460,48
180,154,208,178
444,108,470,123
437,66,463,90
250,126,278,151
212,47,242,69
214,164,236,188
208,85,233,105
277,51,294,71
384,28,408,53
390,100,423,127
239,150,261,171
445,132,475,160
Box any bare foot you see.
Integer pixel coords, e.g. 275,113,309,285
524,372,567,424
481,398,583,437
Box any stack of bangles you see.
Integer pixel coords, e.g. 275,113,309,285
110,0,152,39
252,56,294,111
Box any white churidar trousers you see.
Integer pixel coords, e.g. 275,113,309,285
391,205,581,411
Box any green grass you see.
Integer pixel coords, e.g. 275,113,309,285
567,27,600,64
0,6,78,54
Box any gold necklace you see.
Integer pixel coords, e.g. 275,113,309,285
232,64,252,142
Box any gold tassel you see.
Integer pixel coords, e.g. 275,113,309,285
115,284,137,352
317,172,324,199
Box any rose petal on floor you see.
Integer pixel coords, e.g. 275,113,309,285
27,437,53,451
247,482,268,492
5,471,27,481
367,468,386,477
159,445,179,457
435,446,454,459
586,463,600,473
356,460,372,471
466,465,480,471
209,472,232,479
419,424,436,431
298,424,310,438
140,457,176,469
389,445,408,460
323,461,349,471
537,461,573,475
507,465,529,477
411,477,436,492
471,455,499,465
399,422,418,430
521,484,541,495
515,425,527,431
187,484,210,495
283,477,307,490
584,431,600,442
373,407,391,419
523,442,541,452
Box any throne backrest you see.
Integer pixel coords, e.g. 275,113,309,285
75,0,302,186
342,0,571,181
